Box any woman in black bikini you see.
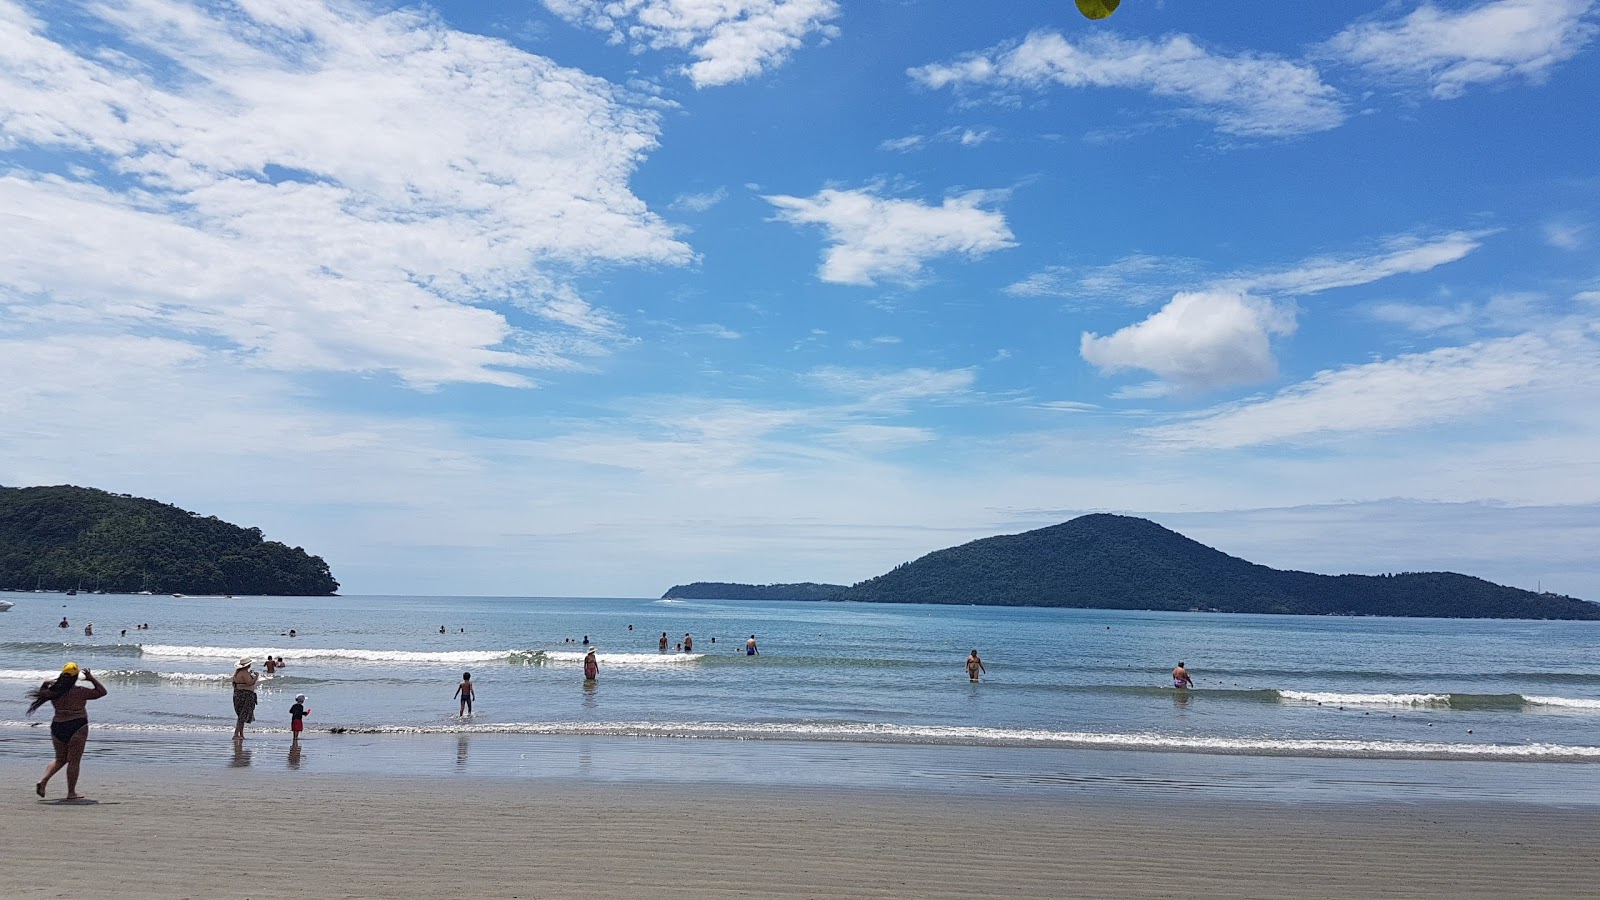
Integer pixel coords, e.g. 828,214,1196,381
27,662,108,800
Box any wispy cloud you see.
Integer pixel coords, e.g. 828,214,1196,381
765,186,1015,286
1080,291,1297,395
1004,254,1203,305
803,366,977,407
880,126,997,152
1144,329,1600,449
1009,230,1487,309
670,187,729,212
0,0,690,388
1215,231,1490,295
542,0,841,87
1327,0,1599,98
910,30,1345,137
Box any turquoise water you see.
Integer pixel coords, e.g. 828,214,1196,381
3,592,1600,761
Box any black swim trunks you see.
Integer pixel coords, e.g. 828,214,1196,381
50,718,88,744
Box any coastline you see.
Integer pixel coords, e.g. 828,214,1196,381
7,754,1600,899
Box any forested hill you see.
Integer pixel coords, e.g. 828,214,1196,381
667,515,1597,619
0,485,338,596
841,514,1597,619
663,582,846,601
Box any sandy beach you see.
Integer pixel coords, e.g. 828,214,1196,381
6,756,1600,899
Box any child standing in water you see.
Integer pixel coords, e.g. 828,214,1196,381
289,694,310,742
454,672,475,716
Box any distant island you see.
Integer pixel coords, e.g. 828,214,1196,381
0,485,339,596
663,514,1598,620
663,582,848,602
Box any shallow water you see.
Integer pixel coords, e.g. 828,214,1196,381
3,592,1598,762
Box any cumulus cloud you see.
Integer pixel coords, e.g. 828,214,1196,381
0,0,691,388
542,0,841,87
1327,0,1599,98
1080,291,1297,394
1144,329,1600,449
765,187,1014,286
910,30,1345,137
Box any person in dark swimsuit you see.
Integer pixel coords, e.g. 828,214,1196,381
27,662,108,800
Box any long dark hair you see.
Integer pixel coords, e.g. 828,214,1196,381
26,673,77,715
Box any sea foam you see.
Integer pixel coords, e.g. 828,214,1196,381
1277,690,1449,707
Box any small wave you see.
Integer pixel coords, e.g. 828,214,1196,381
541,650,703,666
141,644,532,665
0,719,1596,760
1525,696,1600,710
311,721,1600,761
0,669,64,682
0,641,143,656
1278,691,1449,707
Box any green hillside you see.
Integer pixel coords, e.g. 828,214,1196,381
841,514,1597,619
662,581,846,601
0,485,338,596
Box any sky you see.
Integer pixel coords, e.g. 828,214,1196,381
2,0,1598,599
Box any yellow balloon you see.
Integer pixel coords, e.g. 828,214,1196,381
1076,0,1120,19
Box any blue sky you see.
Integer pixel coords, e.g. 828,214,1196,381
2,0,1598,598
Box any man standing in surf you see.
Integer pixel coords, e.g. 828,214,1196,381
1172,662,1194,690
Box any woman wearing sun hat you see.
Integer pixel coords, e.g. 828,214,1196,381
583,646,599,682
232,657,260,740
27,661,108,800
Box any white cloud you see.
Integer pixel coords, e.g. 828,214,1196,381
1543,218,1590,250
765,187,1014,286
1366,301,1479,333
671,187,728,212
1080,291,1297,393
880,127,997,153
910,30,1345,137
542,0,841,87
1004,254,1202,305
819,424,936,449
804,366,977,407
1216,231,1489,295
1009,230,1486,311
0,0,691,388
1145,329,1600,449
1328,0,1599,98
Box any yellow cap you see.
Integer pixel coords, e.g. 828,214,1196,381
62,662,80,676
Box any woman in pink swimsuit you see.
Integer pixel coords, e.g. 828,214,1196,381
27,662,108,800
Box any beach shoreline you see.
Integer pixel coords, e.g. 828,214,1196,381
7,756,1600,899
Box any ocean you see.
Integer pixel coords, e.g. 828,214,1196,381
4,592,1599,801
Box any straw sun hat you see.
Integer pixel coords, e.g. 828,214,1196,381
236,657,253,669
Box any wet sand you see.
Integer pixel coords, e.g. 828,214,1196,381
6,757,1599,899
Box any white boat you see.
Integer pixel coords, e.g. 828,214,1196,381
0,599,14,611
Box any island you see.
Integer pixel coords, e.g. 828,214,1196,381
0,484,339,596
663,514,1598,620
663,582,847,602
